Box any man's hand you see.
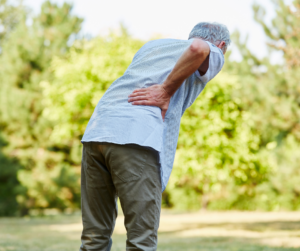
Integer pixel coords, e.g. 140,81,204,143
128,84,171,120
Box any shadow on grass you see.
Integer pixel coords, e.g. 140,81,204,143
1,216,300,251
111,234,300,251
158,221,300,234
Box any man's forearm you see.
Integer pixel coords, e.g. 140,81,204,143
128,39,210,120
162,39,210,97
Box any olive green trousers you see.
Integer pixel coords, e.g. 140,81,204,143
80,142,162,251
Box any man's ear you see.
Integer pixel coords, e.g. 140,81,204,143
217,41,226,50
216,41,226,54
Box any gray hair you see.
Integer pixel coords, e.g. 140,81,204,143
188,22,231,53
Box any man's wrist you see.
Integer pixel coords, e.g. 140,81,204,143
161,84,172,98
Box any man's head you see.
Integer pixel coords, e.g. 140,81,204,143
188,22,231,54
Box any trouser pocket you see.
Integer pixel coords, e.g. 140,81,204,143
110,144,149,183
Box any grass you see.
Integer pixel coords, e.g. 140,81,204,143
0,211,300,251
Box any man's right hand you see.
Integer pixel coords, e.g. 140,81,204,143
128,84,171,121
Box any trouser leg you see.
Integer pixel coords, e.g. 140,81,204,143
80,143,117,251
106,144,162,251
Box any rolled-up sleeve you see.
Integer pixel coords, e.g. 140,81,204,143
194,41,225,84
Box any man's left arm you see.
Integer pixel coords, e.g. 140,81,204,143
128,40,225,120
128,38,210,120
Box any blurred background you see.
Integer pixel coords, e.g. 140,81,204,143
0,0,300,250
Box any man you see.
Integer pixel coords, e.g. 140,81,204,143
80,22,231,251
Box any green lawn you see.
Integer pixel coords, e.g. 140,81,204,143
1,211,300,251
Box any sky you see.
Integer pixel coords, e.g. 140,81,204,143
24,0,281,61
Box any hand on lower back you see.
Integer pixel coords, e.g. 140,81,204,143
128,84,171,121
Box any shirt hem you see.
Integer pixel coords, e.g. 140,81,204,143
81,138,161,153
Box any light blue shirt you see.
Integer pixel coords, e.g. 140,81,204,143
82,38,224,191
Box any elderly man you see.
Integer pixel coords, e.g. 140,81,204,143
80,22,231,251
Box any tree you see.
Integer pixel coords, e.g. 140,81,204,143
0,0,25,216
206,0,300,210
250,0,300,210
161,0,300,211
167,73,271,210
0,1,83,215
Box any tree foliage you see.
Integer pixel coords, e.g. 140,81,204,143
248,0,300,210
168,73,271,210
0,0,23,44
0,1,82,215
1,0,300,215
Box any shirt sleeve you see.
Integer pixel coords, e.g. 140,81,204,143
194,41,225,84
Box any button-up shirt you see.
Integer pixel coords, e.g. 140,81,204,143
82,38,224,191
